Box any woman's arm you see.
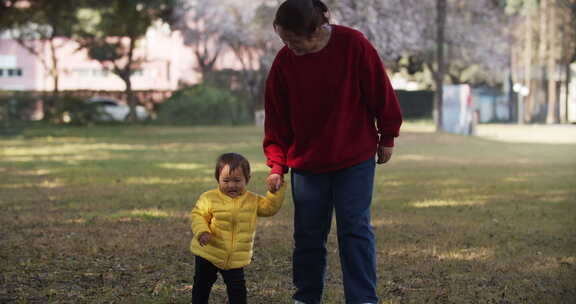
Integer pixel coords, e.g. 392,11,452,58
263,58,293,176
358,36,403,148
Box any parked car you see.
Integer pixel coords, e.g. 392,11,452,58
87,97,149,121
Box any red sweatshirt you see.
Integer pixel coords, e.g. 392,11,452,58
263,25,402,175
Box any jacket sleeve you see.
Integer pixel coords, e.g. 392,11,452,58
256,183,286,217
358,36,403,147
190,194,212,240
263,56,292,175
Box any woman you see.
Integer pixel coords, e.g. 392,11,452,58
263,0,402,303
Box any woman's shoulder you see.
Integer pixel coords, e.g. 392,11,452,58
332,24,368,41
269,47,289,71
273,46,292,63
331,24,375,54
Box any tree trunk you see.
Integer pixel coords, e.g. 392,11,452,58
508,67,516,122
44,37,60,123
434,0,447,132
536,0,549,123
559,2,575,124
510,46,519,123
523,6,534,123
545,2,558,124
195,46,220,85
125,36,137,122
126,76,135,122
565,63,571,123
545,62,558,124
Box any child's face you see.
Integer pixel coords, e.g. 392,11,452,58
218,165,248,198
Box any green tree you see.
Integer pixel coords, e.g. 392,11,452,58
434,0,447,131
0,0,21,33
78,0,174,122
7,0,88,122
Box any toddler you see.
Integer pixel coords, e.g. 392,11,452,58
190,152,285,304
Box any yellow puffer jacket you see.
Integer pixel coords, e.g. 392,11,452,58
190,184,285,270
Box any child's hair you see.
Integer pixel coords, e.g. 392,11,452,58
215,153,251,181
273,0,330,37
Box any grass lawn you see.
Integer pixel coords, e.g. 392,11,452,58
0,124,575,303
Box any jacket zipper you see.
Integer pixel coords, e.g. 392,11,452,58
225,198,238,269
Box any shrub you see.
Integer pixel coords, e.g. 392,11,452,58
156,85,249,125
0,91,39,121
395,90,434,119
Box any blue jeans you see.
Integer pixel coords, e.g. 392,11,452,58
291,158,378,304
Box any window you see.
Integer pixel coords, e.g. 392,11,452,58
71,68,111,78
71,68,90,77
7,68,23,77
0,55,17,67
1,68,23,77
91,68,111,77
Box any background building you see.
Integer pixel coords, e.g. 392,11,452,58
0,24,196,92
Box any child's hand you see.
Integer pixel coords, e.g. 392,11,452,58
198,232,212,246
266,173,283,193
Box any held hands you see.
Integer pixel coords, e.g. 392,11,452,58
198,232,212,247
266,173,284,193
265,147,392,190
377,145,394,164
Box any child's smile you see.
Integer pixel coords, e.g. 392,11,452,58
218,165,248,198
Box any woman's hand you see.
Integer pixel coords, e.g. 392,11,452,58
266,173,284,193
377,145,394,164
198,232,212,246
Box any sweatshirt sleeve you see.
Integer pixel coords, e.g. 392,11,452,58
256,183,286,217
358,36,403,147
190,194,212,240
263,56,292,175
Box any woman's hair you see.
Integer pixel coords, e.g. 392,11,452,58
273,0,329,37
215,153,251,181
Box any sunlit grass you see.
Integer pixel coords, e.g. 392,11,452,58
125,177,189,185
0,179,65,189
157,163,207,170
0,183,28,189
64,218,88,224
503,176,530,183
250,162,270,173
0,125,575,303
111,208,172,220
395,154,436,161
38,179,66,189
1,143,148,156
3,153,114,163
14,169,55,176
435,247,494,261
411,199,485,208
371,218,404,227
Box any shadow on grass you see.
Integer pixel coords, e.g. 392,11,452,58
1,127,574,303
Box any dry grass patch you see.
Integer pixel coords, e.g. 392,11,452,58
1,125,575,303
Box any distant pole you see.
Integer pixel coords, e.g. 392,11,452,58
513,83,529,125
518,96,524,124
434,0,447,132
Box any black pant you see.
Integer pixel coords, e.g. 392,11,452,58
192,256,247,304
